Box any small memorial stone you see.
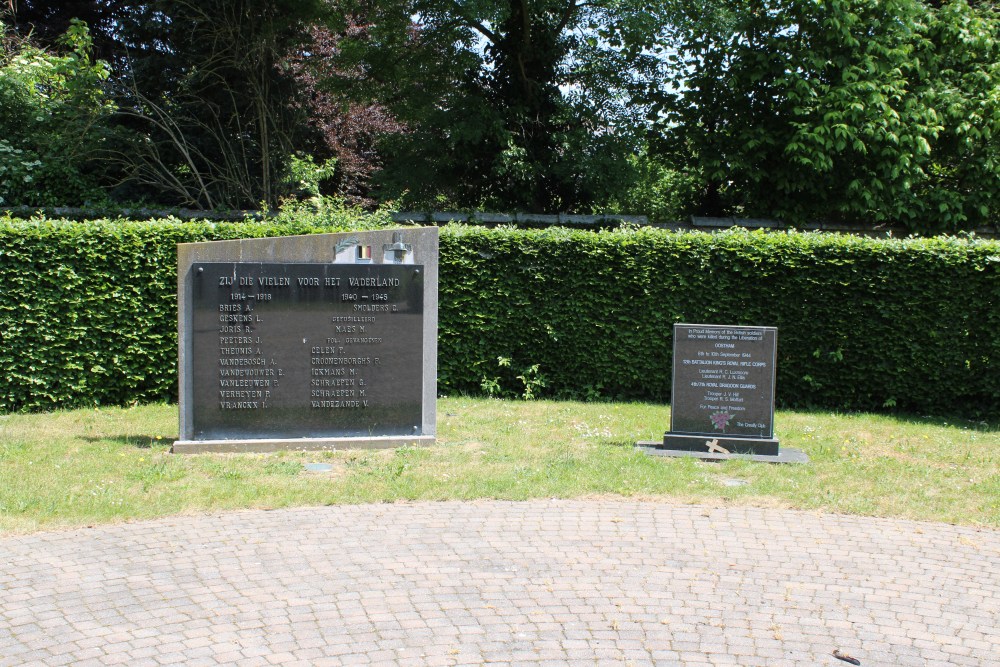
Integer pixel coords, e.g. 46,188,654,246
669,323,778,452
638,323,807,461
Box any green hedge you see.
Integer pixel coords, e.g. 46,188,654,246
2,218,998,417
0,216,385,412
438,226,1000,418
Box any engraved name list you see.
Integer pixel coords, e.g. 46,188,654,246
189,263,423,440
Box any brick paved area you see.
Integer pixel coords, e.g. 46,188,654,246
1,500,998,666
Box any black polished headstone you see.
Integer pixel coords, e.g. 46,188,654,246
663,323,779,455
191,262,422,440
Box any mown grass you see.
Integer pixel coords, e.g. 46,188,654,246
0,398,996,534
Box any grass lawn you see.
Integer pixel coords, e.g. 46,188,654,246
0,397,997,535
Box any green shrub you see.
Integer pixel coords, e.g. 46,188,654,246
0,213,389,411
1,218,997,417
437,226,999,417
0,21,114,207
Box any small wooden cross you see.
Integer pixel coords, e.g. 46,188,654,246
706,439,731,455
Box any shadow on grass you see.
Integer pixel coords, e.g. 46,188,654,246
81,435,172,449
889,413,999,432
784,407,1000,433
604,438,643,449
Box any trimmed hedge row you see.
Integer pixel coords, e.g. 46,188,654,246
438,226,1000,417
1,218,998,417
0,217,383,412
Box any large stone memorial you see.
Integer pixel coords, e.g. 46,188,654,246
172,228,438,453
639,323,804,462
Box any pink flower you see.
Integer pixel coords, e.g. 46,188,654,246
710,411,732,431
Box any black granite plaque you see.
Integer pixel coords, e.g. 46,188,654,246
190,262,423,440
666,324,778,454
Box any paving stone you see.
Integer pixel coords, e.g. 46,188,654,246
2,500,998,666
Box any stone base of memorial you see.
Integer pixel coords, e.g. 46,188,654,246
172,435,432,454
635,439,808,464
172,228,438,454
656,433,779,456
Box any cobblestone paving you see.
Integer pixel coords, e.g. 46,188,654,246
1,500,998,666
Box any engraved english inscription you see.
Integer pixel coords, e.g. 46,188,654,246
670,324,777,439
191,263,423,440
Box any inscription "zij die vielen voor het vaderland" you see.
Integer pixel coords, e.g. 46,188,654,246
189,262,424,440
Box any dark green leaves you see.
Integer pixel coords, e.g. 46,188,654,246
632,0,999,233
1,218,997,417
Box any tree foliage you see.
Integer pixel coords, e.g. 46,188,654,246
0,20,113,206
109,0,330,209
326,0,658,213
631,0,999,231
2,0,997,231
8,0,331,209
287,22,407,207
